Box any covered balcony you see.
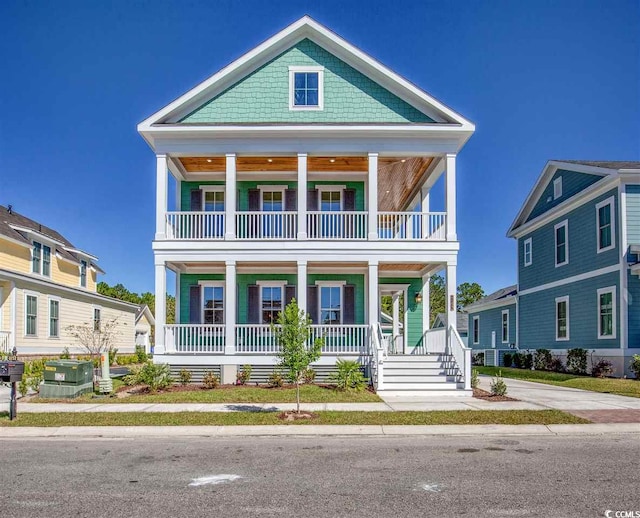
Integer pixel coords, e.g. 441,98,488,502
155,154,457,243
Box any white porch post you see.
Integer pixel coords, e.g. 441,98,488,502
297,153,308,239
446,262,457,334
445,153,457,241
421,185,430,239
297,261,307,314
392,292,400,353
225,261,236,355
225,153,236,240
155,154,168,240
368,261,379,328
174,269,180,324
422,274,430,335
154,263,167,354
368,153,378,240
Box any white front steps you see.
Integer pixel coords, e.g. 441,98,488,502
377,354,469,397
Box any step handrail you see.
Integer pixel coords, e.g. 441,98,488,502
448,324,471,390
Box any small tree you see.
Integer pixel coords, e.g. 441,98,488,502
272,299,322,413
66,318,125,379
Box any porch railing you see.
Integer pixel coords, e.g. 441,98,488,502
0,331,10,354
236,211,297,240
415,327,447,354
164,211,447,241
307,211,368,240
164,324,225,353
235,325,279,354
449,324,471,390
310,324,369,354
378,212,447,240
166,212,225,240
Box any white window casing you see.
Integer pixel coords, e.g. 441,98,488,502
553,177,562,200
595,196,615,253
555,296,570,341
524,237,532,267
597,286,616,339
289,66,324,111
501,309,509,343
554,220,569,267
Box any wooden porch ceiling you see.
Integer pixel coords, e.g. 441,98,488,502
178,156,435,211
379,264,425,271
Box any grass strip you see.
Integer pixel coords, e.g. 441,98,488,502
0,410,588,427
476,366,640,398
36,384,382,404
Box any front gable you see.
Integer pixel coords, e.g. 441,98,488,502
180,39,434,124
525,169,603,223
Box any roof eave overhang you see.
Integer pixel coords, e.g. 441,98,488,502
137,16,474,141
465,295,517,313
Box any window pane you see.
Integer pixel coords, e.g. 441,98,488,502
294,89,306,106
204,191,224,212
557,301,567,338
294,73,306,89
43,246,51,276
556,227,566,263
306,73,318,88
306,90,318,106
32,242,41,273
599,292,613,336
320,286,341,324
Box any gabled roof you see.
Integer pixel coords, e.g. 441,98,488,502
138,16,474,134
433,312,468,333
507,160,640,238
464,285,517,312
135,304,156,326
0,205,103,272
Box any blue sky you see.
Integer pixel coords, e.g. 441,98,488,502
1,0,639,296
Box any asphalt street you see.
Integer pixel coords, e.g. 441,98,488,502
0,435,637,518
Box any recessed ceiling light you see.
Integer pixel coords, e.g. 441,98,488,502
386,190,390,194
329,158,335,163
206,159,212,163
267,159,273,163
401,159,406,163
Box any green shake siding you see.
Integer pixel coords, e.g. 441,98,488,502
180,39,433,124
180,181,365,211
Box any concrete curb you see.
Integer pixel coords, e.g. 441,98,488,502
1,423,639,438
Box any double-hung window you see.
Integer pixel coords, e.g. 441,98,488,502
289,67,324,110
501,310,509,344
93,308,101,332
320,285,342,324
554,220,569,267
32,242,51,276
202,285,224,324
49,299,59,338
261,188,285,238
80,260,87,287
202,188,225,238
596,197,615,252
597,287,616,339
523,238,532,267
555,296,569,341
260,284,284,324
25,294,38,336
472,316,479,345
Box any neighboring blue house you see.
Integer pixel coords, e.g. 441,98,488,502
464,285,517,353
508,160,640,377
433,312,469,346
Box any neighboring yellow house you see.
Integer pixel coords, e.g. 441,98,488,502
135,304,155,354
0,205,138,355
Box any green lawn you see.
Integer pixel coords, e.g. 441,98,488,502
476,366,640,398
0,409,588,427
34,384,382,404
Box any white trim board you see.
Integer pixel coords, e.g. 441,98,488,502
518,264,619,296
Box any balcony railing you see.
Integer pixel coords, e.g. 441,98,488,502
236,211,297,240
310,324,369,354
165,211,447,241
164,324,225,353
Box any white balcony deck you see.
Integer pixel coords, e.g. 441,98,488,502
165,211,446,241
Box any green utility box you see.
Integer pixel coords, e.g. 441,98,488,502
40,360,94,399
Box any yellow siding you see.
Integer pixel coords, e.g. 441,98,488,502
0,238,31,274
52,258,80,288
14,281,136,354
0,281,10,333
87,268,97,292
135,312,153,334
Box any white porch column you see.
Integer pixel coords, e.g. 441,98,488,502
367,153,378,240
225,261,236,355
155,154,168,239
368,261,379,328
297,153,308,239
154,263,167,354
445,153,457,241
297,261,307,314
225,153,237,240
421,185,430,239
392,292,400,353
174,269,180,324
422,274,430,335
446,262,457,333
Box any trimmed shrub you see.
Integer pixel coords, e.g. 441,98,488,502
490,371,508,396
303,368,316,384
137,362,172,391
534,349,553,371
178,368,192,386
503,353,513,368
329,359,368,391
471,368,479,389
202,371,220,389
591,359,614,378
472,352,485,366
135,345,148,363
567,348,588,375
548,356,565,373
523,352,533,370
268,371,284,388
630,354,640,380
60,347,71,360
236,364,252,385
512,352,524,369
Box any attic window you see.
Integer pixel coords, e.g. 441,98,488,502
289,66,324,110
553,177,562,200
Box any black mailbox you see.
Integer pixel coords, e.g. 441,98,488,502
0,361,25,382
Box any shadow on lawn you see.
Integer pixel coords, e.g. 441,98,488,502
224,404,280,413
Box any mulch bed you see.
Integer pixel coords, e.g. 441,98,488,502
473,388,518,402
